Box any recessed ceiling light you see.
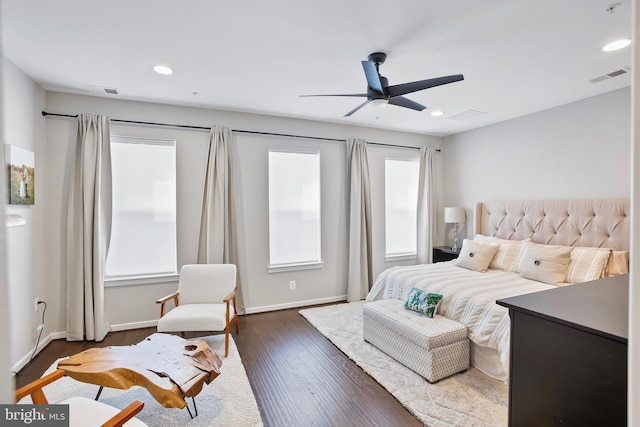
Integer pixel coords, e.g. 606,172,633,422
430,110,444,117
603,39,631,52
153,65,174,75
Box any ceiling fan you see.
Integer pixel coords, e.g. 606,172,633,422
301,52,464,117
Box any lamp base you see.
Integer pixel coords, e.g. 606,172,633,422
452,223,459,251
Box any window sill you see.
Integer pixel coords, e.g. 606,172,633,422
105,273,179,287
268,262,324,273
384,253,416,263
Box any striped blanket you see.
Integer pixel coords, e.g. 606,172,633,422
366,262,555,368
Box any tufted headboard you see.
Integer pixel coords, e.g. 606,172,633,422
474,199,630,251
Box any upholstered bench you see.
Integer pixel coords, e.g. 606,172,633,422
363,299,470,383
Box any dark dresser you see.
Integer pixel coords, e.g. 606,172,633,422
497,274,628,426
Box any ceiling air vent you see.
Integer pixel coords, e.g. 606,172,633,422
87,85,119,95
589,67,631,83
447,109,488,121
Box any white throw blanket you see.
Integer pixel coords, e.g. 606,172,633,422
366,262,555,369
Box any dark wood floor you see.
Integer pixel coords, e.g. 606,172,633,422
15,305,422,427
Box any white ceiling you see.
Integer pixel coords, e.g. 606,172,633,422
1,0,633,136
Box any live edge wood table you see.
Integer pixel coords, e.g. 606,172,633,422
57,333,222,418
497,274,628,427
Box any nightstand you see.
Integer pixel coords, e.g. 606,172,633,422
432,246,460,263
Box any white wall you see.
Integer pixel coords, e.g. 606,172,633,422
1,56,47,373
441,87,631,241
628,0,638,423
0,5,14,402
5,56,632,395
41,92,442,335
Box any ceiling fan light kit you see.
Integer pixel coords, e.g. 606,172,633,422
301,52,464,117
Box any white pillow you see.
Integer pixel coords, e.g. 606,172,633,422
519,242,573,285
472,234,498,244
565,247,611,283
604,251,629,277
473,235,530,272
456,239,499,272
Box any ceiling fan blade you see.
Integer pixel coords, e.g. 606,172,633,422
344,99,372,117
388,96,426,112
299,93,368,98
387,74,464,97
361,61,384,94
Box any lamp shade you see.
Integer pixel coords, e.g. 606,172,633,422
444,207,466,224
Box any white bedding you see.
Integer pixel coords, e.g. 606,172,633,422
365,261,556,374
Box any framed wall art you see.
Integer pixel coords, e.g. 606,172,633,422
6,145,35,205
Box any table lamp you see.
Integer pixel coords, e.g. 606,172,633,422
444,207,466,251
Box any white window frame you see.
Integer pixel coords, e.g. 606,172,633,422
105,135,178,287
384,156,420,262
267,147,323,273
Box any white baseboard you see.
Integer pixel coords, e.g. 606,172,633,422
12,297,346,373
12,331,64,374
244,295,347,314
110,320,158,331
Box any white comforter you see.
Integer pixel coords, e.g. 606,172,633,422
366,262,555,367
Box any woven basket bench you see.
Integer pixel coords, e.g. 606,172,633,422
363,298,470,383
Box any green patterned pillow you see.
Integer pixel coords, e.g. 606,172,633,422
404,288,443,318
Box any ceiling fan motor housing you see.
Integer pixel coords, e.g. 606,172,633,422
370,75,389,99
368,52,387,66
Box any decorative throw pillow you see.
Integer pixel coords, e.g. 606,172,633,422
455,239,499,272
519,242,573,285
473,234,529,271
565,247,611,283
604,251,629,277
472,234,498,244
404,287,443,318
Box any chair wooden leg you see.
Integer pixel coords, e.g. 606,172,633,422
224,330,229,357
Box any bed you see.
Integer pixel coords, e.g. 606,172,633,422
365,198,630,381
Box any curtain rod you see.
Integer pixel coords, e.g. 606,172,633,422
41,111,440,152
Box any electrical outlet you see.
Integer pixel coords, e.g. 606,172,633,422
34,298,39,312
289,280,296,290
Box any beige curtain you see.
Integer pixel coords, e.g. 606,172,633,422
198,126,245,314
416,146,437,264
347,139,373,301
66,114,112,341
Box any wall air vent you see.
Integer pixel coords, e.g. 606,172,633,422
589,67,631,83
87,85,119,95
447,109,488,121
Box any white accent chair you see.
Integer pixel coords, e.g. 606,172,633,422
16,369,147,427
156,264,239,357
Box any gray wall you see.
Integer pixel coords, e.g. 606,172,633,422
441,87,631,241
1,57,47,372
2,53,633,381
0,6,13,402
3,59,442,371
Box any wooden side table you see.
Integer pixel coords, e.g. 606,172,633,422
58,333,222,417
432,246,460,263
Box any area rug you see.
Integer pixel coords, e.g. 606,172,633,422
299,302,508,427
20,335,263,427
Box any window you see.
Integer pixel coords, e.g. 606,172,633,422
106,136,177,282
268,148,322,271
385,158,420,258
